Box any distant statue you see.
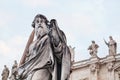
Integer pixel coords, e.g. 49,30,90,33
1,65,9,80
88,41,99,57
9,60,18,80
69,46,75,63
18,14,71,80
104,36,117,56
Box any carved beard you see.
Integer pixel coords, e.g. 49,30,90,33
35,25,49,39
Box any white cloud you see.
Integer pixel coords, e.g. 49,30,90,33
9,36,27,46
0,35,27,56
0,35,27,79
21,0,53,8
0,40,11,55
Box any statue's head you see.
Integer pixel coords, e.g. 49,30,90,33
50,19,57,28
14,60,17,64
32,14,49,28
109,36,113,40
92,40,95,43
4,65,7,68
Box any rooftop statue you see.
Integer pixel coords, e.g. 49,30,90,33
69,46,75,63
104,36,117,56
9,60,18,80
88,40,99,58
1,65,9,80
18,14,71,80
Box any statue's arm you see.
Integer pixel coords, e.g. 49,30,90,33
1,71,3,76
114,40,117,45
88,45,92,50
96,44,99,48
19,29,35,66
104,39,109,46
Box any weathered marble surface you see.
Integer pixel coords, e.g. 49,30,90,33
18,14,71,80
70,54,120,80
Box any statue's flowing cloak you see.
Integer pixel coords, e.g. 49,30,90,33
18,34,54,79
49,19,71,80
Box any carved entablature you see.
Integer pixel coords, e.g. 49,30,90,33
70,54,120,80
113,63,120,71
80,78,89,80
106,62,114,72
114,64,120,78
89,63,100,73
117,68,120,78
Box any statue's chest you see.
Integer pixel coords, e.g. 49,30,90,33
29,41,37,55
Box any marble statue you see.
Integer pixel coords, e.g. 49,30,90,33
88,40,99,57
18,14,71,80
9,60,18,80
104,36,117,56
1,65,9,80
69,46,75,63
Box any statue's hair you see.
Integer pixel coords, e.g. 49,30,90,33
32,14,49,28
92,40,95,43
109,36,112,38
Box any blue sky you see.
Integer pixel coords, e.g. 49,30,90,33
0,0,120,77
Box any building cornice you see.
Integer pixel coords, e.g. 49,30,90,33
72,53,120,70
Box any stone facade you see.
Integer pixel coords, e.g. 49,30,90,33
69,54,120,80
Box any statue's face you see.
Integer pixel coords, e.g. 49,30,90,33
34,17,48,38
109,37,113,40
35,17,44,28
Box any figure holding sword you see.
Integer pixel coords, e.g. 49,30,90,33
104,36,117,56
